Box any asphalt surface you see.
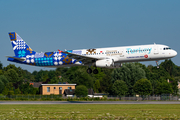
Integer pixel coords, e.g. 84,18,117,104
0,101,180,104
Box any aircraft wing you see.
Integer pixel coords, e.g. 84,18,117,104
63,51,105,64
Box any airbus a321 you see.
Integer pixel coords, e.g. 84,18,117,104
7,32,177,74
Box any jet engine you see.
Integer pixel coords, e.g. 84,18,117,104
93,59,114,67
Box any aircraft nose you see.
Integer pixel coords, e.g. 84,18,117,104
173,50,177,57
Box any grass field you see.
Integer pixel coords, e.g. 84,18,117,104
0,104,180,119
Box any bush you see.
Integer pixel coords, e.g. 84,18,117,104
8,91,14,95
75,85,88,97
133,78,152,96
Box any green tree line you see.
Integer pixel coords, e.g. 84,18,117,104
0,59,179,96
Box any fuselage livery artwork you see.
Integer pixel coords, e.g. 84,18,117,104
7,32,177,74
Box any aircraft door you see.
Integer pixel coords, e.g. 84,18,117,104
154,44,159,55
119,49,124,57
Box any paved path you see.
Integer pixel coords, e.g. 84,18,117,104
0,101,180,104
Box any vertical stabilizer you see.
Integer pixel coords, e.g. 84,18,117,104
8,32,36,57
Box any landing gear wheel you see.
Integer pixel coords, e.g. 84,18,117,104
93,69,98,74
87,68,92,74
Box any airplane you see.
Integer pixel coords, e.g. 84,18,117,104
7,32,177,74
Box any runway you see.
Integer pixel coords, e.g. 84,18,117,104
0,101,180,104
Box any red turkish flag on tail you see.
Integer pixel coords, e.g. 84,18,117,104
58,49,63,54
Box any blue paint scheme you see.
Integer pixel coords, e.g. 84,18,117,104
9,32,36,57
8,32,80,67
126,47,152,54
72,50,82,55
66,50,72,53
18,50,26,57
127,56,144,59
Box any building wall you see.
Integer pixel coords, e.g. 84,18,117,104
41,85,76,95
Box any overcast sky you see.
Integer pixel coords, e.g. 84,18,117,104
0,0,180,72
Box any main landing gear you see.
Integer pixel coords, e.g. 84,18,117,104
87,68,99,74
87,68,92,74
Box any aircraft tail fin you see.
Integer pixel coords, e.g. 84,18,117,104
8,32,36,57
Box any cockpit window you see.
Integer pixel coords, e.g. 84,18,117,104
163,47,171,50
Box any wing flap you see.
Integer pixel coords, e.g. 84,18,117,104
62,51,104,64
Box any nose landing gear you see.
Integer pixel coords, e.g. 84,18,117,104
156,61,159,68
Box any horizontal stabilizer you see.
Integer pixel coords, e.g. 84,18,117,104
6,56,26,61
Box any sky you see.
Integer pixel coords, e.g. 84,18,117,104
0,0,180,73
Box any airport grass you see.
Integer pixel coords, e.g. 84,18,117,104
0,104,180,119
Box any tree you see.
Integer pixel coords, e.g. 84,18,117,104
155,81,173,95
0,70,3,75
0,62,3,75
135,63,151,80
0,80,4,93
133,78,152,96
95,68,113,94
2,83,15,95
75,85,88,97
0,61,2,69
149,66,170,81
34,70,49,82
43,74,49,82
4,69,21,88
3,64,23,78
69,67,93,88
48,77,59,84
168,77,178,95
93,80,100,93
0,75,8,86
22,70,35,82
14,88,21,95
160,59,175,77
8,91,14,95
28,85,37,94
2,87,8,95
112,80,128,96
112,63,146,95
48,70,56,80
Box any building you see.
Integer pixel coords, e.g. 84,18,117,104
64,89,75,97
30,82,42,88
88,88,94,97
93,93,104,98
178,82,180,89
40,84,76,95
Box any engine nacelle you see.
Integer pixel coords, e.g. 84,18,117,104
93,59,114,67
